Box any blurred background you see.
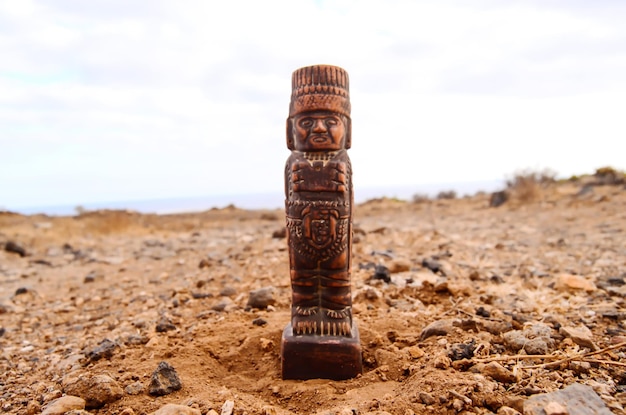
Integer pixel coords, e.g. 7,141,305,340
1,0,625,214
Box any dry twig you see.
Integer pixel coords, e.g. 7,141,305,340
469,341,626,370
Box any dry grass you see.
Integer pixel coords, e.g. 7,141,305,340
506,168,557,204
593,166,626,185
76,210,140,235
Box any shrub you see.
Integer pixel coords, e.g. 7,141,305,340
411,193,430,203
505,168,557,203
436,190,457,200
594,166,625,185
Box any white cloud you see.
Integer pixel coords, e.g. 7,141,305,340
1,0,625,210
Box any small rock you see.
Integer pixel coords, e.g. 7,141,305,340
149,361,182,396
419,391,437,405
25,401,41,415
420,319,459,340
219,286,237,297
481,361,516,383
212,296,234,312
154,403,201,415
503,323,554,355
490,190,509,207
555,273,597,292
252,317,267,326
568,360,591,374
422,257,444,274
247,287,276,309
388,259,411,273
156,316,177,333
261,406,278,415
85,338,118,363
198,258,211,269
497,406,522,415
14,287,29,295
559,325,598,350
371,264,391,283
271,228,286,238
41,396,86,415
260,337,274,351
481,320,512,335
448,340,476,361
125,381,144,395
5,241,27,257
407,346,425,359
221,400,235,415
63,374,123,409
83,271,97,283
476,306,491,317
524,383,612,415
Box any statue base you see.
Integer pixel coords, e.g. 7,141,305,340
281,322,362,380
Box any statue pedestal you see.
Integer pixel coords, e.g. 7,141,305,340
281,322,362,380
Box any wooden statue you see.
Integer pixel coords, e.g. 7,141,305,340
281,65,362,380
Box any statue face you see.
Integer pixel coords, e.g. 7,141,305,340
292,111,346,152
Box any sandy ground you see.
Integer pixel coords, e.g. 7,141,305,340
1,179,625,415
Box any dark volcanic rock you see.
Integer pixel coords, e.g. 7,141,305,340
149,361,182,396
155,316,177,333
247,287,276,309
422,257,444,274
489,190,509,207
85,339,118,363
5,241,27,257
371,264,391,283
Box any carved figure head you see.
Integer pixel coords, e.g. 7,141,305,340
287,65,351,151
292,111,347,152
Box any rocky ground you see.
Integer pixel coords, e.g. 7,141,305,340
1,177,625,415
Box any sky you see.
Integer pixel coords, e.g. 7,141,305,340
1,0,625,212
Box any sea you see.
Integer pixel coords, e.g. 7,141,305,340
8,180,504,216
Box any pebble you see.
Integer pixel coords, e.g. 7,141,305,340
490,190,509,207
63,374,123,409
419,391,437,405
212,296,234,312
388,259,411,273
371,264,391,283
420,319,459,340
247,287,276,309
221,400,235,415
448,340,476,360
479,362,516,383
125,381,145,395
503,323,554,354
271,228,286,238
219,286,237,297
156,316,177,332
497,407,522,415
422,257,444,274
85,338,118,363
41,396,86,415
555,273,597,292
252,317,267,326
154,403,201,415
559,325,598,350
149,361,182,396
5,241,27,257
524,383,612,415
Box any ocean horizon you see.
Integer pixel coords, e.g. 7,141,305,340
5,179,505,216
